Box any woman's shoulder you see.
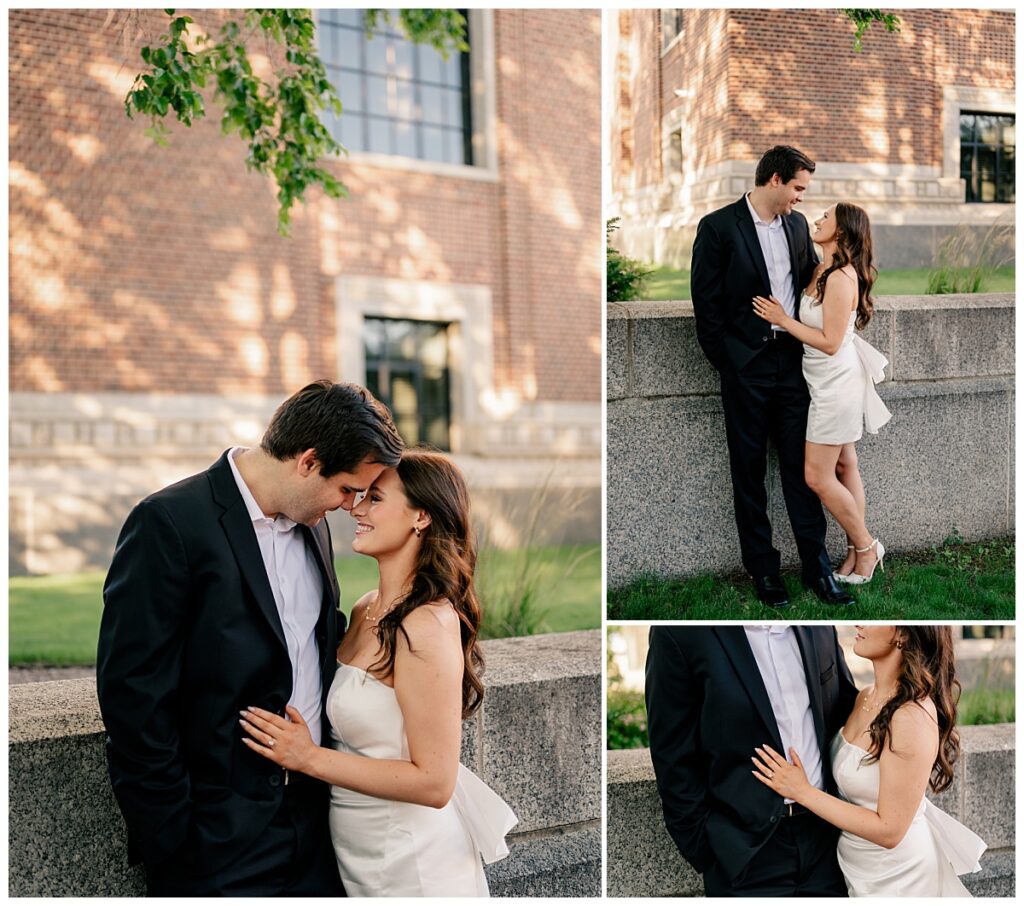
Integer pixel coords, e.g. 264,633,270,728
400,599,460,638
891,697,939,734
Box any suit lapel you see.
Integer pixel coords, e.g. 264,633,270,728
735,197,772,294
713,627,785,751
793,626,826,756
781,214,804,321
300,522,342,711
208,452,288,653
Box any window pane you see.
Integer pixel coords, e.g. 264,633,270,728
422,126,446,162
960,115,975,143
394,120,417,157
337,74,363,113
332,10,362,28
366,74,389,115
444,87,464,129
421,85,444,125
976,115,998,144
393,39,415,79
366,36,389,75
417,43,445,83
338,112,364,151
390,372,420,445
1001,119,1015,145
368,118,391,154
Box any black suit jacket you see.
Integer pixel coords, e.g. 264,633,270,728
97,451,344,877
690,196,818,373
645,626,857,883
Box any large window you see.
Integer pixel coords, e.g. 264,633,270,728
319,9,472,165
960,112,1015,203
364,317,451,450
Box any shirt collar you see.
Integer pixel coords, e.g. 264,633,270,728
228,446,298,532
745,192,782,230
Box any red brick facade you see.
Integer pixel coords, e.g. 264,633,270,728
10,8,600,402
611,8,1014,193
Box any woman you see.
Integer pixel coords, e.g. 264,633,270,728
751,626,986,896
239,448,516,896
753,203,891,583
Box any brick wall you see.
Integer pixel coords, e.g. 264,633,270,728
10,8,600,403
616,8,1015,191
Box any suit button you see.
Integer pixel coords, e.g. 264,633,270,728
762,336,769,342
770,816,777,824
269,774,281,788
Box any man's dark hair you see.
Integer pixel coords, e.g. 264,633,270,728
754,145,816,186
261,380,403,477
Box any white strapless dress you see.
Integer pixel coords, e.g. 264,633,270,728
799,293,891,444
830,730,985,896
326,662,517,897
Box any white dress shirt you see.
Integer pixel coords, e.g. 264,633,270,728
745,192,797,330
229,447,324,746
743,625,824,799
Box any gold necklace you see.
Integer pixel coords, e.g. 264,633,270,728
860,684,897,712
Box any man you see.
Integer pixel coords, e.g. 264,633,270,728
97,380,404,895
646,625,859,896
690,145,853,607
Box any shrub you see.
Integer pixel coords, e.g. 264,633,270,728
607,218,652,302
927,215,1013,294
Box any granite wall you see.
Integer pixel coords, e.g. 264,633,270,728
606,723,1016,897
607,293,1015,585
8,631,601,897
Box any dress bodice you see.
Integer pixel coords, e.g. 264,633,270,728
324,662,517,896
327,662,408,759
828,729,985,896
798,293,856,344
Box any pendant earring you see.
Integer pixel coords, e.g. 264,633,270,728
414,526,421,538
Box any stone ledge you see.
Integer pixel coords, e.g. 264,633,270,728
607,724,1015,897
8,631,601,897
608,294,1015,401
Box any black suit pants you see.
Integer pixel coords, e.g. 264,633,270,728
719,338,831,578
703,812,847,897
145,779,346,897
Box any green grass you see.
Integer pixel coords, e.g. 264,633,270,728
607,536,1015,621
8,545,601,666
959,688,1015,726
639,265,1015,301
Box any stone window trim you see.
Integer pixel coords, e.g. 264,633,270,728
316,9,498,181
335,275,494,455
943,85,1015,207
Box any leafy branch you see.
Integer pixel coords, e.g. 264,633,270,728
842,9,902,51
125,9,467,235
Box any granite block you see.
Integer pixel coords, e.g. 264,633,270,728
961,723,1015,850
607,395,740,585
630,302,718,398
607,304,632,400
606,749,701,897
964,848,1015,897
888,295,1013,381
478,632,602,832
486,824,601,897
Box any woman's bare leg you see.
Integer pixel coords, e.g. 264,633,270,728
834,444,866,575
804,441,878,575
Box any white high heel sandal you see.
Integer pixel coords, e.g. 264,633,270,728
833,544,856,582
843,539,885,585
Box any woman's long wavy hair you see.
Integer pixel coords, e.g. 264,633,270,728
368,448,484,718
864,626,961,793
814,201,877,330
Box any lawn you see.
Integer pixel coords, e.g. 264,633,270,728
637,265,1015,301
8,544,601,666
607,536,1015,621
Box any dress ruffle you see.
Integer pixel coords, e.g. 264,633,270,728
923,799,986,876
451,764,518,864
851,333,892,434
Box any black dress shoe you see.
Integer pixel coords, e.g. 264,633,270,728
753,575,790,608
805,573,855,606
